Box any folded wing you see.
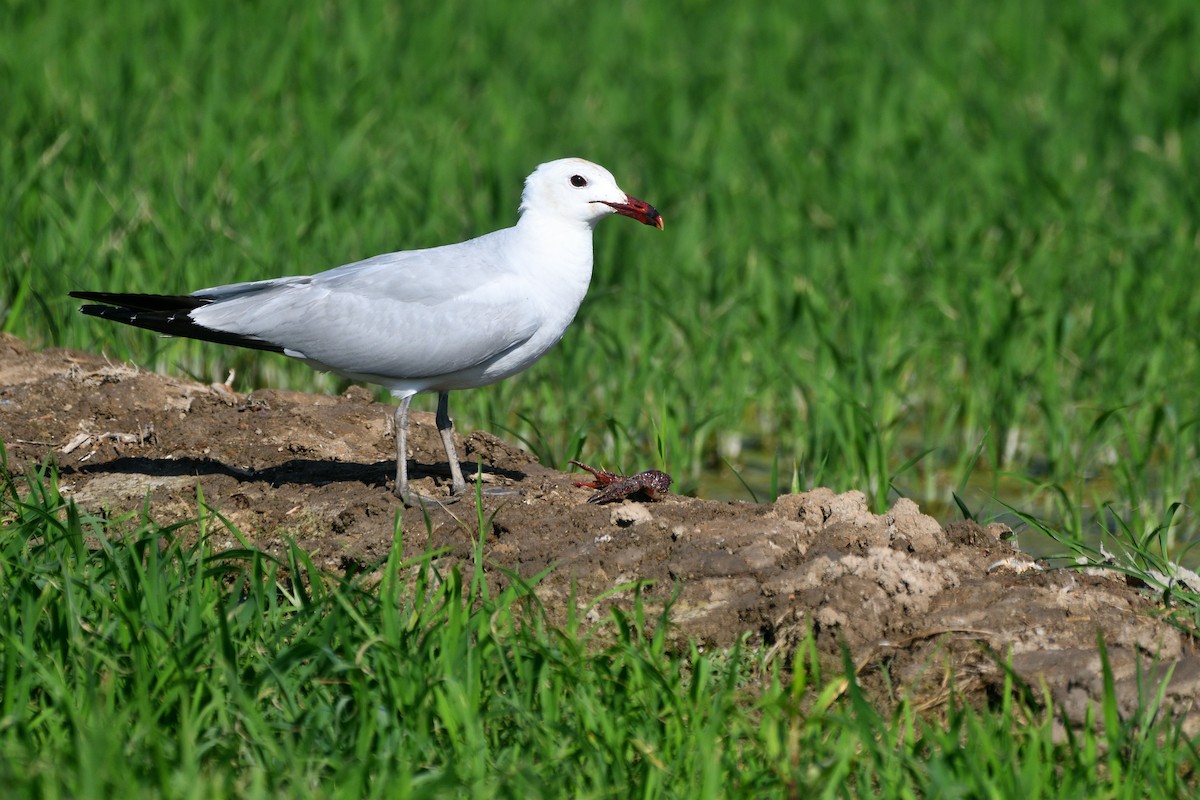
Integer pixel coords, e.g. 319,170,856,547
72,233,543,381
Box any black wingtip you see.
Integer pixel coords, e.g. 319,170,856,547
70,291,285,354
70,291,210,312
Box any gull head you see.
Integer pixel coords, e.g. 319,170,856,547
519,158,664,230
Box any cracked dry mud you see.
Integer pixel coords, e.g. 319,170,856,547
3,332,1199,733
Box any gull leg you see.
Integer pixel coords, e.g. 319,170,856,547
393,396,413,501
436,391,467,495
436,391,521,499
394,394,458,508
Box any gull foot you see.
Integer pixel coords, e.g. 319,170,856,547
396,487,462,509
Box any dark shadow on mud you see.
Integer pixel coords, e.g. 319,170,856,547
65,456,527,489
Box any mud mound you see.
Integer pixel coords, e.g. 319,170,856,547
3,332,1198,731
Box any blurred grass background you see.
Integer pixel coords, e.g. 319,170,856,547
3,0,1199,542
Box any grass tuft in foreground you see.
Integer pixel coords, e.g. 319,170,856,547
1,456,1198,797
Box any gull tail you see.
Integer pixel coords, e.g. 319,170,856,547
69,291,285,354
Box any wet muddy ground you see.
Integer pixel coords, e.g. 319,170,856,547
3,333,1199,732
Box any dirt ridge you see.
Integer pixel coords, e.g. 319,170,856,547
2,332,1198,731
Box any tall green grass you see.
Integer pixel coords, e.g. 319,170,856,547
3,456,1198,797
4,0,1199,540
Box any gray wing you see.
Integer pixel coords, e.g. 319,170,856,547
190,231,541,380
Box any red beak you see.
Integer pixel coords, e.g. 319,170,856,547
596,195,664,230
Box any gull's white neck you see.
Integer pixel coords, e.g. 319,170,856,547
510,211,597,284
503,210,596,344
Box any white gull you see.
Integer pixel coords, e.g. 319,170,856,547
71,157,664,505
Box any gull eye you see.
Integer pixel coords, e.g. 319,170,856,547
570,175,588,188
